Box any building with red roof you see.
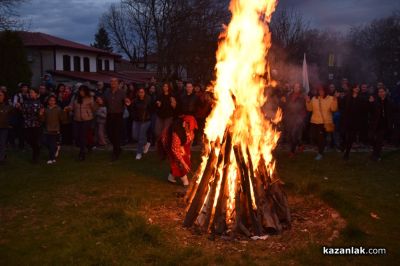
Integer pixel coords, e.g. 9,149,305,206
17,31,156,87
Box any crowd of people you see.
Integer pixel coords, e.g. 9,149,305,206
272,79,400,161
0,77,214,186
0,76,399,186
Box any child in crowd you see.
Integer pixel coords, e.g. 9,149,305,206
95,97,107,147
42,95,66,164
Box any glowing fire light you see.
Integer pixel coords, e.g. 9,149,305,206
184,0,290,236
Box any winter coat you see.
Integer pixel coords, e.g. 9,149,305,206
130,96,151,122
21,99,43,128
179,93,199,116
341,95,368,131
155,93,175,119
369,97,395,131
103,88,126,114
70,97,97,122
306,95,338,125
43,106,66,134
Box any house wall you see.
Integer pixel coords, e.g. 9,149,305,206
26,48,41,87
25,48,55,87
25,47,116,87
55,49,97,72
97,56,115,71
55,50,115,72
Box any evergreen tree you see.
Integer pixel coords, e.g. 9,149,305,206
91,26,113,52
0,30,32,94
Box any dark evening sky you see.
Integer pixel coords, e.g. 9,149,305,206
18,0,400,45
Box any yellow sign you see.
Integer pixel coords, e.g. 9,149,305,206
328,54,335,67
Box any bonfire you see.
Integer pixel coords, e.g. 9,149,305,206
183,0,291,237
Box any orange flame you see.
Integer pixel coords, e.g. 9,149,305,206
194,0,280,227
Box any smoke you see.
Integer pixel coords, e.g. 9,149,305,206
271,62,321,88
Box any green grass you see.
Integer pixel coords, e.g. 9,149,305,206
0,149,399,265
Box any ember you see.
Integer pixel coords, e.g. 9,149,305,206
183,0,291,237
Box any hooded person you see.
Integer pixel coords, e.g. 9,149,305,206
159,115,198,186
43,73,55,92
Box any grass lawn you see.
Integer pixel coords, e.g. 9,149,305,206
0,148,399,265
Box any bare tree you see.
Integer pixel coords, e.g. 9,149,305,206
270,8,310,64
102,0,229,80
102,4,138,62
122,0,152,67
346,11,400,86
0,0,26,30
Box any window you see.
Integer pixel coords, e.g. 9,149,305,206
63,55,71,71
83,57,90,72
97,59,103,71
104,60,110,71
73,56,81,72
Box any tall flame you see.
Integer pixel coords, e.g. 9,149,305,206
206,0,279,162
186,0,283,232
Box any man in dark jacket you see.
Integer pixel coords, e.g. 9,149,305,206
369,87,395,161
102,77,129,161
173,79,184,98
342,85,368,160
179,82,199,116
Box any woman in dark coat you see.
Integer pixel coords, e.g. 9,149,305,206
341,84,368,160
154,83,177,140
369,87,395,161
129,88,152,160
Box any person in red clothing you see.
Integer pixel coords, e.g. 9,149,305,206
159,115,198,187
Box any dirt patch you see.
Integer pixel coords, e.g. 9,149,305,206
140,192,346,255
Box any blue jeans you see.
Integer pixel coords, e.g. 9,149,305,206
132,121,151,154
0,128,8,161
45,134,59,160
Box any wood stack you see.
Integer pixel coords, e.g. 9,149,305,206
183,129,291,238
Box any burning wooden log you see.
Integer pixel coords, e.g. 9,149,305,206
211,132,232,235
183,142,219,228
182,0,289,238
183,134,291,237
233,145,264,235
